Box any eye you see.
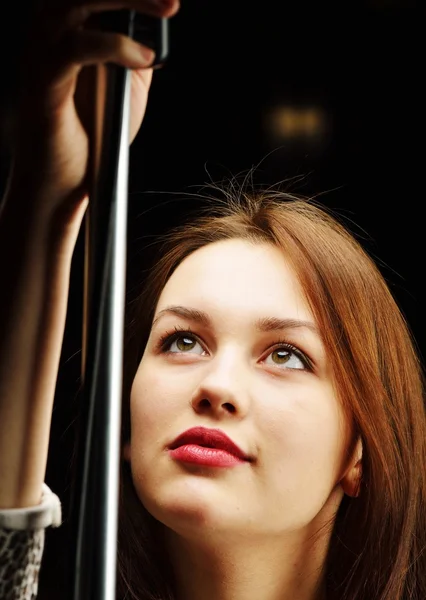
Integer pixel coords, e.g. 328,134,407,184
263,344,310,371
156,328,312,370
158,329,206,356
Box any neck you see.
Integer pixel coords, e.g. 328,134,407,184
165,528,329,600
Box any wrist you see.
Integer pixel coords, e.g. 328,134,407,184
1,170,88,247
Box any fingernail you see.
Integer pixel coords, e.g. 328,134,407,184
136,44,155,66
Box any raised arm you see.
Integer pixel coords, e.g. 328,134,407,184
0,0,178,509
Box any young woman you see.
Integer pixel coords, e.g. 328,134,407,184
0,1,425,599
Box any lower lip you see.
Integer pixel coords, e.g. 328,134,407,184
169,444,246,467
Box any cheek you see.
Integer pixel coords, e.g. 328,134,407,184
257,384,346,487
129,362,184,443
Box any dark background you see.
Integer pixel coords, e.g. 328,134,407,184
0,0,423,596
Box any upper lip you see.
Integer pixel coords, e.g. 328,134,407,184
169,426,251,461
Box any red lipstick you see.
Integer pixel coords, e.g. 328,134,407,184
168,426,250,467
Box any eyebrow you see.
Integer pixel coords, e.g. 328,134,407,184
152,305,320,336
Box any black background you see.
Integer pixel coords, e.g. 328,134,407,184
0,0,423,597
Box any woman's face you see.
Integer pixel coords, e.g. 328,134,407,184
127,239,360,543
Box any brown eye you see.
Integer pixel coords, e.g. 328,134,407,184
162,333,205,355
175,336,197,352
265,346,306,370
271,349,291,364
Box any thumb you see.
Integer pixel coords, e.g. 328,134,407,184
129,67,153,143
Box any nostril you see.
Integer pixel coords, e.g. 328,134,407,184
195,399,237,413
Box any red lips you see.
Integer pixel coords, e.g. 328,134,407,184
169,426,250,461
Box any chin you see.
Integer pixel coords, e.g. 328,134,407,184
138,475,249,540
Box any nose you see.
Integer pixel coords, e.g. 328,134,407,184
190,352,250,418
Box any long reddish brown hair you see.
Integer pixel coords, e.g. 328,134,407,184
116,187,426,600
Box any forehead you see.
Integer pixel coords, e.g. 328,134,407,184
156,239,313,322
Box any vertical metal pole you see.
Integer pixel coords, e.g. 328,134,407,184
70,12,133,600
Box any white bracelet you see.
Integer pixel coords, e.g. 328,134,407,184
0,483,62,530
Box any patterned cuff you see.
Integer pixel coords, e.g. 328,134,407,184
0,484,61,531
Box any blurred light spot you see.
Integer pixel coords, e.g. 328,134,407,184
264,105,330,143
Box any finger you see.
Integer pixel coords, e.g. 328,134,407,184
32,29,155,112
84,0,180,18
54,0,179,28
60,29,156,70
32,0,179,56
